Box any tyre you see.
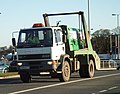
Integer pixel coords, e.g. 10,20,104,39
88,60,94,78
79,64,88,78
58,61,70,82
79,60,94,78
117,67,120,70
20,73,31,83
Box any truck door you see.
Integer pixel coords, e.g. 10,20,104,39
52,29,65,59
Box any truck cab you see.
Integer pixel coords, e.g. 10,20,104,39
12,23,68,81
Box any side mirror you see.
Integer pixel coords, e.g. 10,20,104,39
12,38,16,47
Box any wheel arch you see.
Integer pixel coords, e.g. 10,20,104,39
57,54,71,71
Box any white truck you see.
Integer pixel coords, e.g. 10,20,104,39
12,11,101,83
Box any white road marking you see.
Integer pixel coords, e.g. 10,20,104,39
108,86,118,90
92,86,119,94
9,73,120,94
99,90,107,93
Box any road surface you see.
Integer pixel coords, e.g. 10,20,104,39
0,70,120,94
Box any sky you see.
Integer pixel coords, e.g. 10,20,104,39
0,0,120,47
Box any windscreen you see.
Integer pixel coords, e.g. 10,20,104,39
17,28,53,48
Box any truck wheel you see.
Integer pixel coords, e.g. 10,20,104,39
79,60,94,78
58,61,70,82
88,60,94,78
20,73,31,83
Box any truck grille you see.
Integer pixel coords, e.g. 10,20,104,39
18,54,51,60
29,62,53,75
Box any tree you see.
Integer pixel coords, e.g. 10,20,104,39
91,29,111,54
0,45,13,57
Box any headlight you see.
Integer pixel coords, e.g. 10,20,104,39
17,63,22,66
47,61,52,65
47,60,56,65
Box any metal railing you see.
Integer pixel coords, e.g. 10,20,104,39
101,60,117,68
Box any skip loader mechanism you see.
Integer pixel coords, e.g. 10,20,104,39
12,11,101,83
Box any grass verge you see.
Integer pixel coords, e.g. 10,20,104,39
0,72,18,77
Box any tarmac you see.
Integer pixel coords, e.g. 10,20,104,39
0,68,117,79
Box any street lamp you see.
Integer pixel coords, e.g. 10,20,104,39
88,0,90,34
112,14,120,28
112,13,120,59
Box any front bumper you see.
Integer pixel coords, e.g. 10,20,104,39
18,60,60,75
